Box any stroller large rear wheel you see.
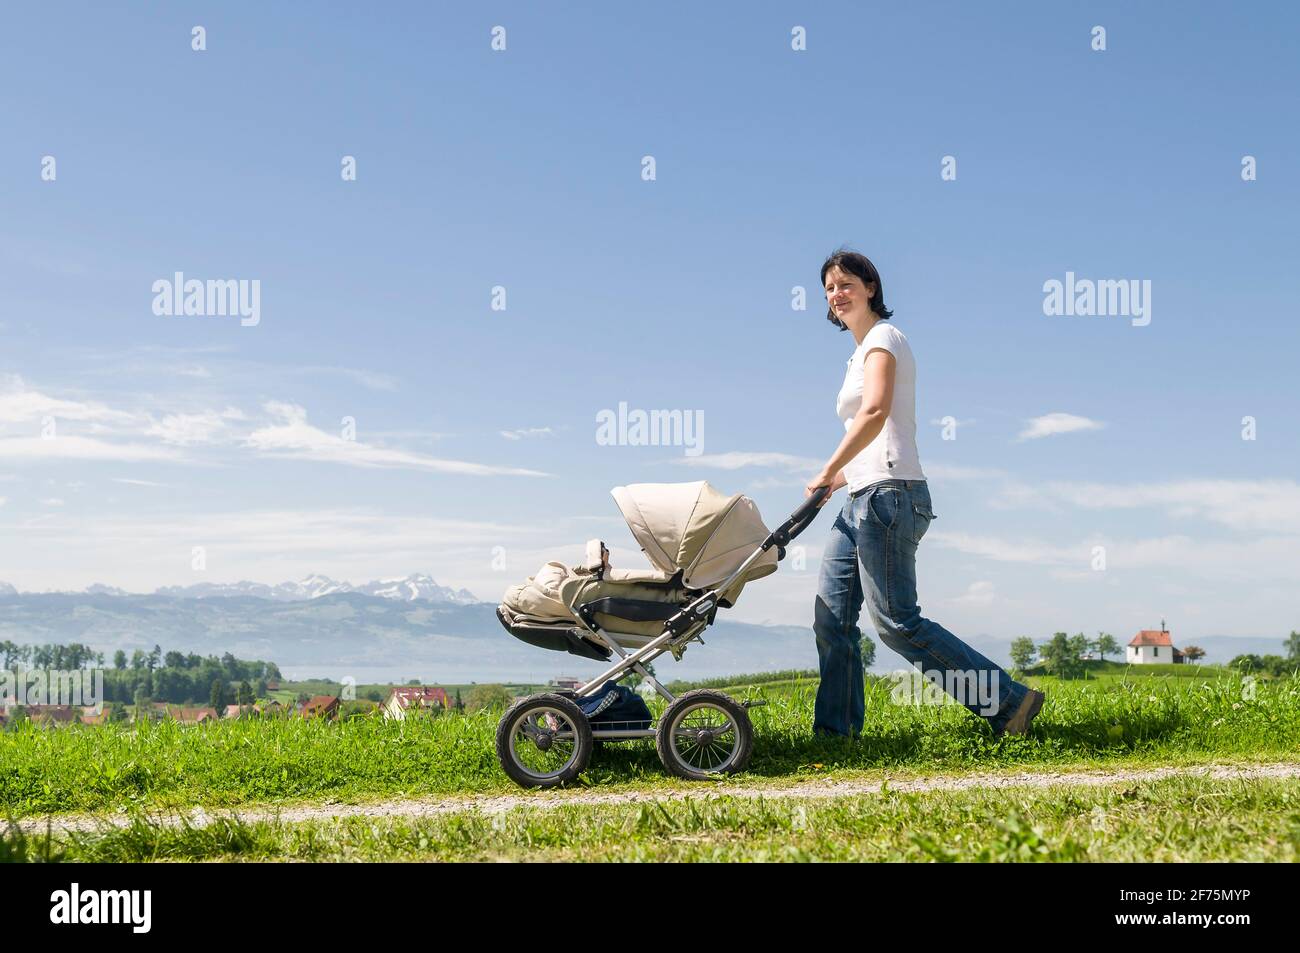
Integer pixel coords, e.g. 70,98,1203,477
655,689,753,780
496,693,593,789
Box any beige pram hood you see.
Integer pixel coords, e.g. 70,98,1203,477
611,480,778,600
502,481,778,634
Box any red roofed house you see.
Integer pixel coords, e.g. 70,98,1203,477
300,695,340,719
383,686,449,720
163,705,220,724
1127,622,1185,665
14,705,79,726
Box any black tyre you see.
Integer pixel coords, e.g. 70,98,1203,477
655,690,753,780
495,693,593,789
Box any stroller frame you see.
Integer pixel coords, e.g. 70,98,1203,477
495,487,829,786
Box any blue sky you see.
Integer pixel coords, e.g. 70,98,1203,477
2,2,1297,650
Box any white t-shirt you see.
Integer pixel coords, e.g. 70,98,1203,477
835,321,925,492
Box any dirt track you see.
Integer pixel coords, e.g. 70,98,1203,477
12,760,1300,837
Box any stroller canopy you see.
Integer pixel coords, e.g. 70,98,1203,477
611,481,778,592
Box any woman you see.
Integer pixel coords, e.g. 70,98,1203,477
804,249,1044,738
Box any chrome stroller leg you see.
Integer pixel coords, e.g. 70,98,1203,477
581,624,677,704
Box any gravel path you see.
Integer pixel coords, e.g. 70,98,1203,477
14,761,1300,836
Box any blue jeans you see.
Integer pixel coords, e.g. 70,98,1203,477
812,479,1029,736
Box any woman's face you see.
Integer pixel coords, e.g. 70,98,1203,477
823,266,873,327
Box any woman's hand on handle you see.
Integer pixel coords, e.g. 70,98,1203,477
805,469,846,507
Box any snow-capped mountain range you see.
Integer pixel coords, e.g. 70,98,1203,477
0,573,480,605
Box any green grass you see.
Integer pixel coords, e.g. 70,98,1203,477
1022,659,1240,680
270,680,544,705
2,670,1297,821
7,774,1298,862
667,669,819,692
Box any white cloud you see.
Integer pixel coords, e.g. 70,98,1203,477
0,435,184,463
246,402,550,477
993,478,1300,535
113,478,171,488
0,376,140,426
1017,413,1105,441
500,427,554,441
0,506,545,592
928,531,1081,565
297,365,399,392
929,529,1300,583
674,451,823,472
146,407,246,445
924,464,1008,482
949,580,997,606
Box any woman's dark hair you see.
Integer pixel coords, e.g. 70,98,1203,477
820,247,893,329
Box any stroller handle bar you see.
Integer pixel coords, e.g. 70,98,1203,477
765,485,830,550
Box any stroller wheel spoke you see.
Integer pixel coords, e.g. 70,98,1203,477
502,701,589,784
670,699,742,772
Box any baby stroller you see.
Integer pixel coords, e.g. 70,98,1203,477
495,480,828,788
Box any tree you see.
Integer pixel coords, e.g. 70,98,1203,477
466,684,512,712
108,702,129,724
1040,632,1085,680
0,641,28,670
859,632,877,669
1009,637,1036,671
148,644,162,671
237,680,254,706
1229,654,1262,673
129,650,146,671
1095,632,1120,662
454,689,464,712
133,687,152,720
1285,631,1300,665
164,651,186,669
1181,645,1206,664
1259,654,1288,677
209,678,226,711
220,652,240,681
1067,632,1091,661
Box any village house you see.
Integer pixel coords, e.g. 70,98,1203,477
300,695,340,719
1127,623,1185,664
163,705,221,724
0,704,115,727
549,675,584,692
5,705,79,727
383,686,449,720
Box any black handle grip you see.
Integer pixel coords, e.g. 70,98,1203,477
789,485,831,527
767,485,831,550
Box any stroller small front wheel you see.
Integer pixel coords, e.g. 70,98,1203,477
656,689,753,781
496,693,593,789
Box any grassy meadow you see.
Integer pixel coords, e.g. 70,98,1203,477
7,772,1297,863
2,664,1296,820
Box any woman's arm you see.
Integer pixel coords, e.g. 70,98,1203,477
805,348,896,502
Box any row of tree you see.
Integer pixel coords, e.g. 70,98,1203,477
1,639,281,706
1010,631,1300,679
